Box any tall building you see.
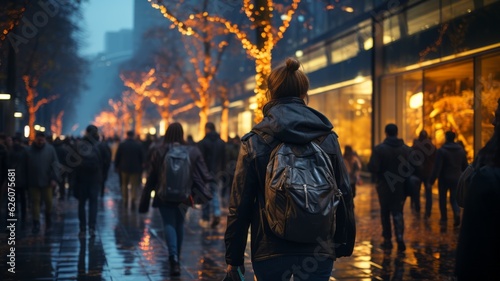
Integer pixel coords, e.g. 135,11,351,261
105,29,133,54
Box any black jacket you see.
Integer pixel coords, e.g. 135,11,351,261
144,143,215,207
224,97,354,266
368,137,412,198
455,166,500,280
115,138,144,174
198,131,226,174
430,142,468,185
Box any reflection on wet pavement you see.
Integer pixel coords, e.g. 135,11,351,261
0,170,459,280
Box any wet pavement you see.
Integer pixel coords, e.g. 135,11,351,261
0,169,459,280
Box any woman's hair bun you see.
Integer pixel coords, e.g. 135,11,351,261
285,57,300,72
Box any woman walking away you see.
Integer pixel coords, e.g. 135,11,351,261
143,122,215,277
223,58,355,281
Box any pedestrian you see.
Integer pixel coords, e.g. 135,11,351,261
411,130,436,218
26,131,60,234
343,145,362,198
0,134,10,215
457,98,500,207
368,123,411,251
198,122,225,228
115,130,144,210
429,131,468,227
97,135,112,197
9,135,29,221
74,125,105,237
454,117,500,280
222,135,240,208
53,137,68,200
143,122,215,277
223,58,355,281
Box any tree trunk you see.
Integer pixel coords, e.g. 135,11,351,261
220,92,229,142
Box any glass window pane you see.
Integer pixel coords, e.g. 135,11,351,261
441,0,475,22
383,14,401,44
330,33,360,64
479,53,500,147
407,1,440,35
402,71,424,144
424,61,474,160
309,80,372,162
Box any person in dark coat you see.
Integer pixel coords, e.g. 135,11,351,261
429,131,468,227
368,124,411,252
53,137,68,200
457,98,500,207
74,125,104,237
8,136,29,221
26,132,60,234
97,135,111,197
455,118,500,280
411,130,436,218
198,122,225,228
224,58,355,281
143,122,215,277
115,130,144,209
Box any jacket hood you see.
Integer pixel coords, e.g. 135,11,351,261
442,142,464,150
383,136,406,147
252,97,333,144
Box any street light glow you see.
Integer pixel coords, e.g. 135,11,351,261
0,94,11,100
14,112,23,118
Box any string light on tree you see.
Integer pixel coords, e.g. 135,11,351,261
148,0,302,123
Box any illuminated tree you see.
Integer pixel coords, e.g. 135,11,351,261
146,0,232,138
50,110,64,137
93,111,118,139
120,68,156,136
23,75,58,141
2,1,87,137
149,0,301,122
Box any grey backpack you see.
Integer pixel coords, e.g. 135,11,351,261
157,144,193,203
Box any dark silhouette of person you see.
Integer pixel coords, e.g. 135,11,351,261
429,131,468,227
411,130,436,218
368,123,411,251
455,111,500,280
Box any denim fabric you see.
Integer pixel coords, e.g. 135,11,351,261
158,204,186,257
252,255,334,281
202,181,221,220
78,183,100,229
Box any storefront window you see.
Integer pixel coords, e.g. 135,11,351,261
478,53,500,148
402,71,424,145
309,80,372,162
424,60,474,160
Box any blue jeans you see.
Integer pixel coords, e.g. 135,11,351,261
202,181,221,221
78,183,99,230
253,256,334,281
158,204,186,257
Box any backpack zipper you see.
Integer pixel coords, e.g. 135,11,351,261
304,184,309,209
278,167,288,191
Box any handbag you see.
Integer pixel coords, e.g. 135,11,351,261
138,187,152,213
191,180,214,205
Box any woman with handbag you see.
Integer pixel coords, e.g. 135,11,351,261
141,122,215,277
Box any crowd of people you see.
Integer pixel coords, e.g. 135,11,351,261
0,57,498,280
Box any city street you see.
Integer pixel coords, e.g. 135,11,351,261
0,170,459,281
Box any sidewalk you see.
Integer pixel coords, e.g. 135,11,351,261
0,170,459,280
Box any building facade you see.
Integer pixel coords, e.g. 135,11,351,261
202,0,500,162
